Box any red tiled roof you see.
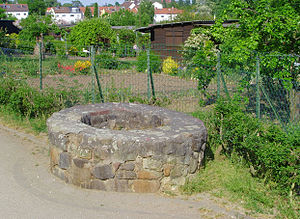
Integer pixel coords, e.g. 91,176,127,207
0,4,28,12
155,8,183,15
79,6,94,14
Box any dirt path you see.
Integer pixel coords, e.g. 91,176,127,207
0,124,252,219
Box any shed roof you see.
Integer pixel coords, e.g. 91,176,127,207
0,20,20,34
135,20,239,32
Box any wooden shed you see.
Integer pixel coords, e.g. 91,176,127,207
135,20,238,59
0,20,20,34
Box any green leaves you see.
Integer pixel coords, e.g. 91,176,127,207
68,18,116,47
19,14,59,40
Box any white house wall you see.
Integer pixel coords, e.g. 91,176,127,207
6,11,28,20
154,14,177,23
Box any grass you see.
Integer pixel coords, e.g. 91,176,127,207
0,106,47,135
182,157,299,218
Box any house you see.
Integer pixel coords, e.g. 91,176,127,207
46,7,83,25
152,2,163,9
135,20,238,59
154,8,183,23
0,4,28,20
79,6,121,17
121,0,140,10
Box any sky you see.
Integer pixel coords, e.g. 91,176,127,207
58,0,124,6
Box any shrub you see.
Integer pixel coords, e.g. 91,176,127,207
0,77,83,119
193,97,299,195
182,32,218,90
95,53,119,69
136,51,161,73
162,57,179,75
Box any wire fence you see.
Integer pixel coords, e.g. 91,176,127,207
0,38,299,128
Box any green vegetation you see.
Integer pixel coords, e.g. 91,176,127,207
137,51,161,73
84,6,92,19
182,158,298,218
183,98,299,218
68,18,116,47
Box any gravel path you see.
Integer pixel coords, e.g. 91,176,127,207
0,124,252,219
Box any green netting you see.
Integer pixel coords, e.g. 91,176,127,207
0,38,298,127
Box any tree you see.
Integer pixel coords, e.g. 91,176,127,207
27,0,47,15
108,9,137,26
136,0,154,27
72,0,83,7
62,3,72,7
206,0,299,122
69,18,116,46
0,7,7,19
196,0,214,19
163,0,167,8
115,2,120,6
94,3,99,18
212,0,299,68
44,0,61,7
19,14,59,41
84,6,92,19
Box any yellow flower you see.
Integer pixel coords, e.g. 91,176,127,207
162,57,179,75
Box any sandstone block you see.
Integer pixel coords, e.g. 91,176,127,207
50,147,59,167
188,158,198,174
93,164,114,180
116,170,136,180
137,170,162,180
114,179,131,192
59,152,71,170
73,158,89,168
143,158,162,171
119,162,135,171
163,164,173,177
170,165,184,178
71,166,91,186
132,180,160,193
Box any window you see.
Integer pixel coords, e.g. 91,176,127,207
16,13,20,15
70,15,74,17
161,15,164,18
24,13,26,15
62,15,66,17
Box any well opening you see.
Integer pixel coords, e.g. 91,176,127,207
81,109,164,130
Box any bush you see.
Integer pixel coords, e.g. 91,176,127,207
182,32,218,90
162,57,179,75
95,53,119,69
136,51,161,73
193,97,299,195
0,77,82,119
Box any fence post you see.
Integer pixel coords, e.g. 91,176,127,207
217,51,221,99
147,49,151,100
256,55,261,119
64,33,68,59
39,41,43,90
91,45,104,103
147,49,156,101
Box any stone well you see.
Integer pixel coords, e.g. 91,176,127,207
47,103,207,193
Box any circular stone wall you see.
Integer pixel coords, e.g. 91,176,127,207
47,103,207,193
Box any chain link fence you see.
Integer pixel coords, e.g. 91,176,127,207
0,38,299,127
